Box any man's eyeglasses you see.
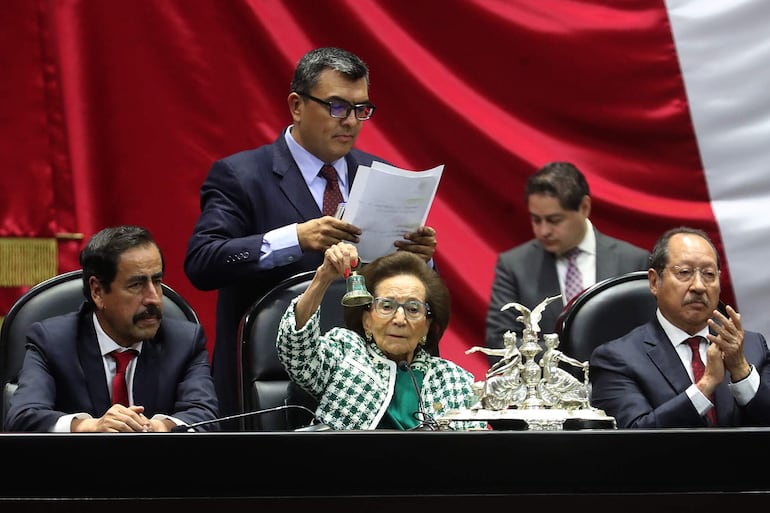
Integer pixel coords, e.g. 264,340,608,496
371,297,430,321
297,92,375,120
665,265,720,284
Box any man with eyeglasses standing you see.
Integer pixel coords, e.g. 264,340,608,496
185,47,437,423
590,226,770,428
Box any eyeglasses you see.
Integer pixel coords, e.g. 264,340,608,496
297,92,375,120
371,297,430,321
665,265,720,284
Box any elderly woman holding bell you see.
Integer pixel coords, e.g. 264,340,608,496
276,241,485,431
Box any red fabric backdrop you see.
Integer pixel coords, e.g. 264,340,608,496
1,0,733,379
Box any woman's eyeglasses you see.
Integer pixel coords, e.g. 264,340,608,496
371,297,430,321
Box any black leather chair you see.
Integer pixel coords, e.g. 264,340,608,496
237,270,349,431
0,269,199,427
555,271,656,377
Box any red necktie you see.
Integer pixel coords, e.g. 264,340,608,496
111,349,137,406
319,164,343,217
685,337,717,426
564,247,584,303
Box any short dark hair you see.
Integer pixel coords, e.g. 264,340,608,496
343,251,449,355
525,161,589,211
80,225,164,305
290,47,370,95
649,226,721,275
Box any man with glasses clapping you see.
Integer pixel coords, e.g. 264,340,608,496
590,226,770,428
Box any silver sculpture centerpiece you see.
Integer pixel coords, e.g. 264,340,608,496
439,295,616,430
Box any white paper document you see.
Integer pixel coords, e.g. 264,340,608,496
341,161,443,263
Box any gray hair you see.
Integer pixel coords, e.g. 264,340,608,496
290,47,369,94
649,226,721,275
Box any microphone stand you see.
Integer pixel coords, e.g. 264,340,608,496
171,404,323,432
398,361,439,431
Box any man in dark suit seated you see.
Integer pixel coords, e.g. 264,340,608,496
590,226,770,428
5,225,219,432
485,161,649,359
184,47,437,420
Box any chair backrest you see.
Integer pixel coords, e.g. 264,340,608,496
238,270,348,431
0,269,199,427
555,271,656,372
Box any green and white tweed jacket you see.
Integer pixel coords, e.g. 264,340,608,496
277,296,487,431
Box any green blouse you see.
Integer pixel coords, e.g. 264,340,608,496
378,366,425,430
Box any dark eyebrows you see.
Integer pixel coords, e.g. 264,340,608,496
530,214,564,223
127,271,164,285
328,95,372,106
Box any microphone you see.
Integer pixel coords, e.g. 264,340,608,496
170,404,329,432
398,360,439,431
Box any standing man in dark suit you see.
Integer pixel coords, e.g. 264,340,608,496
590,227,770,428
184,47,437,420
485,162,649,358
5,226,219,432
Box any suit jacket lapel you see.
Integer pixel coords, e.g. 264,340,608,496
712,379,734,425
273,136,322,220
647,321,736,424
133,337,160,414
272,135,365,221
344,153,360,187
709,327,736,424
76,310,112,412
595,229,623,280
645,322,693,393
530,245,562,323
536,244,560,298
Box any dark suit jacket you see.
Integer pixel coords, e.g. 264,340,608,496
184,132,383,417
485,228,649,355
5,306,219,432
590,320,770,428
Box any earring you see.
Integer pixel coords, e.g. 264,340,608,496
419,335,427,345
365,331,373,342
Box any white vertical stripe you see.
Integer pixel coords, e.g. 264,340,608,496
667,0,770,337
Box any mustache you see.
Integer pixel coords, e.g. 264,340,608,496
134,304,163,322
683,294,709,306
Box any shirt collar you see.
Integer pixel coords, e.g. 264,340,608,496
560,218,596,259
92,313,143,357
577,218,596,256
284,126,348,190
656,309,709,348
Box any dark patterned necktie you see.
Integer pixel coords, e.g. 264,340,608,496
111,349,137,406
685,337,717,426
319,164,343,217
